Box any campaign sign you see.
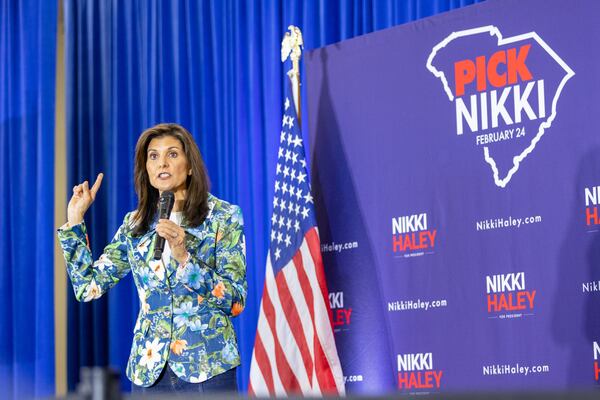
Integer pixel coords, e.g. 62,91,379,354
306,0,600,393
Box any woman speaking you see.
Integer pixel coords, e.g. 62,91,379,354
57,123,247,393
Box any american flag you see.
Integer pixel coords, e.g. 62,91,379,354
248,84,345,396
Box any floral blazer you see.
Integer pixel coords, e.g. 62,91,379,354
57,194,247,387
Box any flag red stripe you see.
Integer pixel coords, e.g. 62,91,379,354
275,269,314,383
306,228,331,313
292,251,315,324
253,332,275,395
262,284,302,393
292,248,338,392
303,233,340,391
313,334,339,394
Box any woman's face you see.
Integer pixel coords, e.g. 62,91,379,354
146,135,191,197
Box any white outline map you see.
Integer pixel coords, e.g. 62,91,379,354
426,26,575,188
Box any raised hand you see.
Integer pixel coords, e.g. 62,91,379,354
67,173,104,226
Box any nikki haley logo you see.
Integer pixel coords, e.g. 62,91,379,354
397,352,443,392
328,291,352,332
392,213,437,257
486,272,536,318
594,341,600,382
584,186,600,231
427,26,574,188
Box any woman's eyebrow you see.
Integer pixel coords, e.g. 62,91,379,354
147,146,181,152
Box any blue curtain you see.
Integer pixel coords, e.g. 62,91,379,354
63,0,484,393
0,0,57,399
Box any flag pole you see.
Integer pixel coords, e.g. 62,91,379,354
281,25,304,125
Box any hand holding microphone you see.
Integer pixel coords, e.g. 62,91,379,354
153,191,187,262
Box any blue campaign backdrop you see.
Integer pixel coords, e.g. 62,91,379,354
0,0,57,399
306,0,600,393
0,0,485,398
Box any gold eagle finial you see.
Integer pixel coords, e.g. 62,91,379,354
281,25,304,65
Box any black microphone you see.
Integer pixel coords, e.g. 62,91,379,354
153,191,175,260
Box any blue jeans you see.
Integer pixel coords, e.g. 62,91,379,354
131,365,237,395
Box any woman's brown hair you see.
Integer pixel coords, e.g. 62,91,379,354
131,123,210,235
